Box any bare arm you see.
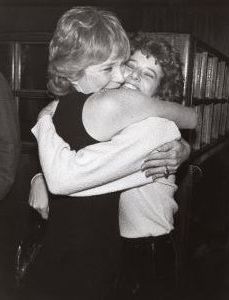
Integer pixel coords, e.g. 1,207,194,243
83,88,197,141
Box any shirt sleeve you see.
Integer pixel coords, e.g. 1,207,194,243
31,115,181,195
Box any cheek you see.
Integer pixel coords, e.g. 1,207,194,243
84,74,105,92
89,74,112,92
149,79,161,96
142,80,156,96
123,67,131,79
100,73,112,85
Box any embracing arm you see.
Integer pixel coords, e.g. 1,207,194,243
83,88,197,142
32,116,181,195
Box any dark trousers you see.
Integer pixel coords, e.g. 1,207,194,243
116,233,177,300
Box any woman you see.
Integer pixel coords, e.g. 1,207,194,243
117,32,187,299
27,7,196,300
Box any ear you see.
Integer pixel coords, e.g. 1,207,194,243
71,80,84,93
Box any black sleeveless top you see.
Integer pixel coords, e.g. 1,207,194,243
49,89,120,250
53,90,96,149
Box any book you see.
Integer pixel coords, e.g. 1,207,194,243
215,61,226,99
201,103,213,145
192,52,202,99
205,57,214,99
219,102,228,136
210,56,219,99
211,103,222,141
199,52,208,99
192,105,204,150
226,103,229,133
223,66,229,99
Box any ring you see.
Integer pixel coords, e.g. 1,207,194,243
164,165,170,179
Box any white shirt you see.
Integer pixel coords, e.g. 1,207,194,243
32,115,181,237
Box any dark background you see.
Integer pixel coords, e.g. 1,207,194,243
0,0,229,55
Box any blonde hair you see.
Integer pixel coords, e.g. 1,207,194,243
48,6,130,96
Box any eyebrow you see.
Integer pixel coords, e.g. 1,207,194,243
128,58,158,77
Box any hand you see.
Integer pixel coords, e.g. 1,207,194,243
38,100,58,121
28,174,49,219
141,138,191,181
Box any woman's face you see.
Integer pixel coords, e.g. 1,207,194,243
123,50,164,97
75,50,126,94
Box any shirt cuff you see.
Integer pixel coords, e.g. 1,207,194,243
31,173,43,185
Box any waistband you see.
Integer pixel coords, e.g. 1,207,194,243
121,231,174,245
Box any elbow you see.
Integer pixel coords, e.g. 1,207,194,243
45,176,66,195
46,182,60,195
45,175,74,195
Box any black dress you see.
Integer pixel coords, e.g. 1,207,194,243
26,90,121,300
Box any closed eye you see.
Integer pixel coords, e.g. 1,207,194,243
103,67,113,72
125,62,135,70
144,72,155,79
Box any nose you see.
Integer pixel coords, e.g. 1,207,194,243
112,65,125,84
130,69,141,81
125,67,141,82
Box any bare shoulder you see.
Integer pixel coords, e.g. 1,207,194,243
89,87,152,104
82,90,123,142
86,89,124,114
85,87,152,116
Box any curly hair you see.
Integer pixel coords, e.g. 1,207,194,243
129,32,184,103
48,6,130,96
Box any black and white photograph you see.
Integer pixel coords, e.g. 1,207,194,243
1,0,229,299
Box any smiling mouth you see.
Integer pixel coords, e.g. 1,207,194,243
105,83,122,90
123,82,138,90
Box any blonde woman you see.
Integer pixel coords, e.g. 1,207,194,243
26,7,196,300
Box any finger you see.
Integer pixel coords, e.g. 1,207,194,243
151,174,165,182
144,150,178,162
145,166,177,178
154,140,180,153
37,207,49,219
40,211,49,220
145,167,164,177
33,204,41,211
28,197,35,207
142,159,178,170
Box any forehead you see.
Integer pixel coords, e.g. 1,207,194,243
130,50,163,73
